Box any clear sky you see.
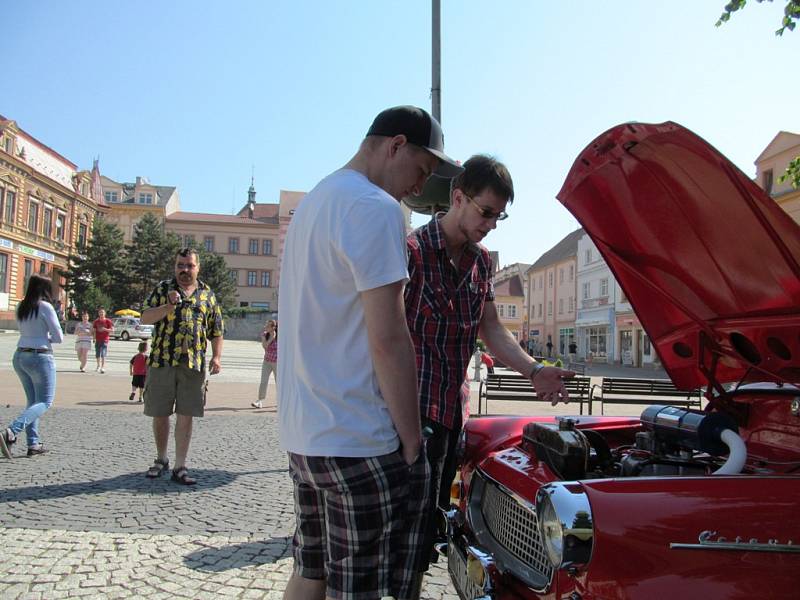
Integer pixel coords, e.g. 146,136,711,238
3,1,797,267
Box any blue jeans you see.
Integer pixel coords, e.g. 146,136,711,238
11,350,57,447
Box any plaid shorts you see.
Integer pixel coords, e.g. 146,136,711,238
288,449,431,600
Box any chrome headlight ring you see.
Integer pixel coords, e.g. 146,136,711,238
536,482,594,570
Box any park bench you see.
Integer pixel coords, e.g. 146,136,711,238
477,372,591,415
593,376,703,415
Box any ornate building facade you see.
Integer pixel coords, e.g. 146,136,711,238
0,116,104,327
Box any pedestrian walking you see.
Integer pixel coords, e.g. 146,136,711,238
1,274,63,459
92,308,113,373
278,105,461,600
141,247,224,485
74,311,93,372
252,319,277,409
129,341,148,402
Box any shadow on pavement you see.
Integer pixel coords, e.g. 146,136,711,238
76,401,142,407
184,536,293,572
204,406,277,413
0,468,287,503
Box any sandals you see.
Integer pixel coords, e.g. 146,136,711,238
171,466,197,486
145,458,169,478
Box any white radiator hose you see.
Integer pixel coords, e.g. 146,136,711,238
713,429,747,475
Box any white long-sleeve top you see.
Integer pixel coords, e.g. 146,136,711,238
17,301,64,350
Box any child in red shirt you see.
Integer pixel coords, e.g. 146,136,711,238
129,341,148,402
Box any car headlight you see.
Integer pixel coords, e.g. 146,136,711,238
536,482,594,570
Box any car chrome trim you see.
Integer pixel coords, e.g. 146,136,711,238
536,482,594,569
465,470,553,592
670,530,800,553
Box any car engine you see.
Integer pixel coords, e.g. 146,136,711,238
523,405,743,480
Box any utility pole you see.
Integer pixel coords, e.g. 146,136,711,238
432,0,441,123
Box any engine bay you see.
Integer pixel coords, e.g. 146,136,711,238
522,401,799,481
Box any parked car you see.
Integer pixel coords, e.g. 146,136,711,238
111,317,153,341
444,122,800,599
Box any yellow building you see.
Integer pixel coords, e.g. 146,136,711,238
492,263,529,341
754,130,800,224
0,116,103,326
100,175,179,242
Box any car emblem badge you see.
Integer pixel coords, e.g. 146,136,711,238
670,530,800,553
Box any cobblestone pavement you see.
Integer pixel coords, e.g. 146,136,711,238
0,406,458,599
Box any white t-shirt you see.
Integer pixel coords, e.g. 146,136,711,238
278,169,409,457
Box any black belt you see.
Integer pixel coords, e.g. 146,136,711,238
18,348,52,354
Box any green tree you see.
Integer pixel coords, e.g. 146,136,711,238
717,0,800,188
125,213,180,308
63,218,129,314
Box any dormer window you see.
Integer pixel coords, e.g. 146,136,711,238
104,191,119,203
2,136,11,154
138,193,153,204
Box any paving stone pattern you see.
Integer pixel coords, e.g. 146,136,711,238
0,407,458,599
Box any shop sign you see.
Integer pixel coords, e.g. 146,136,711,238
16,243,54,262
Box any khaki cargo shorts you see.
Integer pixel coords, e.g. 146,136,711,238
143,364,206,417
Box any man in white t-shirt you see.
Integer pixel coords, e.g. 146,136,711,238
278,106,462,600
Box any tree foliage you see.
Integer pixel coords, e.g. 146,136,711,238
716,1,800,35
126,212,180,308
62,217,128,314
717,0,800,189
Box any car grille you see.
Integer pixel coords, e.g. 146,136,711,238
447,542,484,600
481,478,553,581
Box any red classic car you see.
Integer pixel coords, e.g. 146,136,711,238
443,122,800,599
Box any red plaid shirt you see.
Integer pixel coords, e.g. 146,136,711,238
405,216,494,429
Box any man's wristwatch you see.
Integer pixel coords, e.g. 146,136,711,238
529,362,544,380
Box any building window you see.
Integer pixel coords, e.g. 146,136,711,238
2,136,12,154
509,304,517,318
0,253,7,293
42,206,53,238
104,191,119,203
261,271,271,287
498,304,505,317
39,262,48,274
586,327,607,358
247,271,257,286
183,235,195,247
228,238,239,254
56,212,66,240
24,258,32,287
582,281,590,300
547,301,553,316
558,299,564,314
78,223,88,251
229,269,238,284
0,188,4,220
4,190,15,223
537,303,542,317
600,278,609,297
763,169,774,195
559,268,564,284
262,239,272,255
548,272,553,287
539,276,543,289
569,265,574,281
568,296,574,312
249,239,259,255
138,193,153,204
27,199,39,232
204,236,214,252
585,248,592,264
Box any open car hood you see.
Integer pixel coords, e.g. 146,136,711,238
557,122,800,391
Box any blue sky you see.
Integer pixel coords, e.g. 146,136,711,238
3,1,797,266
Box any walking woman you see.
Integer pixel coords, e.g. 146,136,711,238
1,274,63,458
74,311,93,372
252,320,277,409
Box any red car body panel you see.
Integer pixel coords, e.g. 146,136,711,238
556,122,800,391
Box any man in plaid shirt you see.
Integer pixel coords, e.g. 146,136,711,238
405,155,574,566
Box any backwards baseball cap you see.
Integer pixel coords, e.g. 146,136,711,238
366,105,463,178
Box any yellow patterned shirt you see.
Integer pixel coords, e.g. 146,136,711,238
144,278,224,372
